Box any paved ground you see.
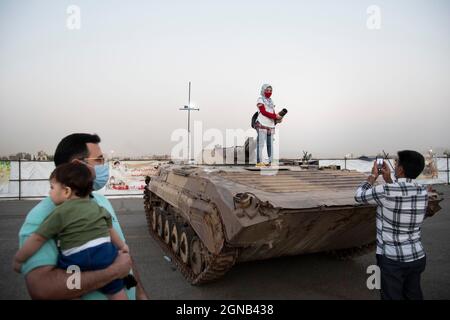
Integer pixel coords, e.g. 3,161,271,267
1,185,449,300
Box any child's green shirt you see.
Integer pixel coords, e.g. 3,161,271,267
36,198,112,250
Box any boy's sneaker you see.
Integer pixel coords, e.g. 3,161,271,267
255,162,265,167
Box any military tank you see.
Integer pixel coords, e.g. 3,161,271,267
143,164,443,285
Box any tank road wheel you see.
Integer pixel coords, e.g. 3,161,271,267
151,208,157,232
163,215,172,245
144,200,240,285
170,221,181,254
179,227,194,265
156,211,164,238
190,236,205,276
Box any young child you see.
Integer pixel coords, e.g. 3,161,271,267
13,162,130,300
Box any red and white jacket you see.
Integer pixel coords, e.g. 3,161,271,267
256,96,276,129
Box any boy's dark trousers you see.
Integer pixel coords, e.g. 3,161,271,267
376,254,426,300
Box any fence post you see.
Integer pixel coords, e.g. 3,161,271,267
18,159,22,200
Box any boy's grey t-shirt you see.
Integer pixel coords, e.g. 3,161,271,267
36,198,112,250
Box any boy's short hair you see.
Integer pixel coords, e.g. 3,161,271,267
50,162,93,197
397,150,425,179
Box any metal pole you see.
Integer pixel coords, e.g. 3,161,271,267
179,82,199,164
18,159,21,200
188,81,191,162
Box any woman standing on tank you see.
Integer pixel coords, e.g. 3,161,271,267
255,84,282,167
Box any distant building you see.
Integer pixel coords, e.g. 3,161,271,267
9,152,32,161
35,151,49,161
151,154,171,160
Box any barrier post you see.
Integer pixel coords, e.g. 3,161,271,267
18,159,22,200
447,155,449,185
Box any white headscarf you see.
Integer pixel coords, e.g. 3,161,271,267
260,84,273,97
259,83,274,106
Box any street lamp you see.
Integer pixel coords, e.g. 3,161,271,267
179,81,199,164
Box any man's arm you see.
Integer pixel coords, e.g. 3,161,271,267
130,256,149,300
354,161,386,206
25,251,132,300
354,181,385,205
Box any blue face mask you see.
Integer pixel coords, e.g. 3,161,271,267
93,164,109,190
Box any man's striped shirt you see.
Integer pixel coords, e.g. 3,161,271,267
355,178,428,262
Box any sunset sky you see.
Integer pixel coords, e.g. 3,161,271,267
1,0,449,158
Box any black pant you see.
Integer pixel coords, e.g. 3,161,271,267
376,254,426,300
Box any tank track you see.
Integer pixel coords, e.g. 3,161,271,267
143,187,238,285
326,241,377,260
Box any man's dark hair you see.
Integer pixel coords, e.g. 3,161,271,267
54,133,101,166
397,150,425,179
49,162,93,197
